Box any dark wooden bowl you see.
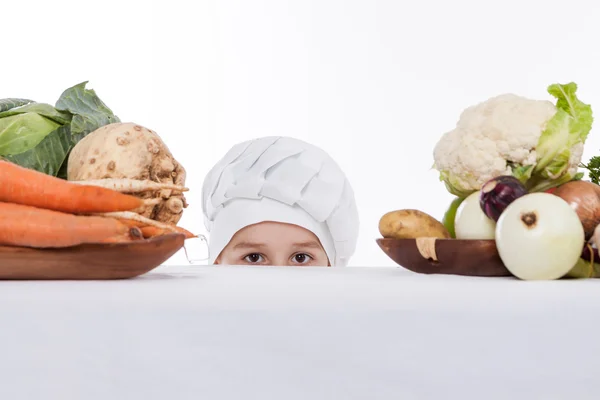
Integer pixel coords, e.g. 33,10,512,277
376,237,512,277
0,233,185,280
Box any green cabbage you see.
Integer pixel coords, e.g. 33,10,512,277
0,82,119,178
0,111,62,156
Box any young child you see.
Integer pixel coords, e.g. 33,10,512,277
201,136,359,266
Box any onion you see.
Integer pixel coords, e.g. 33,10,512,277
552,180,600,239
479,175,528,222
454,191,496,239
495,192,585,280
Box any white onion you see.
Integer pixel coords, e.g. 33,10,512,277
454,191,496,239
495,192,584,280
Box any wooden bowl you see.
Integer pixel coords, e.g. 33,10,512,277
0,233,186,280
376,237,512,277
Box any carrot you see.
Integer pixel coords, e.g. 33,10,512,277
140,225,196,239
0,160,144,214
97,211,197,239
140,226,164,238
0,201,143,248
173,226,197,239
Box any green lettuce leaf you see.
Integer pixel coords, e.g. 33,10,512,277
541,147,571,179
550,82,594,141
0,113,62,156
533,82,593,180
522,82,592,192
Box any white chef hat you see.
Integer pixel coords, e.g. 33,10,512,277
201,136,360,266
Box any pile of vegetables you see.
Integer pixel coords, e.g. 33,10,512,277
456,177,589,280
432,82,593,196
0,81,190,232
380,81,600,281
0,160,195,248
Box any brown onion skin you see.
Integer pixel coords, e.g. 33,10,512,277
552,180,600,240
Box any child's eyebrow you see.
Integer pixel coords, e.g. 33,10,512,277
293,241,322,249
233,242,267,249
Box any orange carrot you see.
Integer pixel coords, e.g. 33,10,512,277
97,211,197,239
140,226,163,238
173,226,197,239
172,226,197,239
0,160,144,214
0,201,143,248
140,225,196,239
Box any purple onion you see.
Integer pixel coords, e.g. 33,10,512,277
479,176,528,222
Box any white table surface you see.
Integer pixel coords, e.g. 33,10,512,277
0,265,599,400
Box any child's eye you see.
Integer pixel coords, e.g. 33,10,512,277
292,253,313,264
244,253,264,263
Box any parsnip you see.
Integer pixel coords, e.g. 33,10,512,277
70,178,188,193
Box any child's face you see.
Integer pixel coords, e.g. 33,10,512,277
215,221,330,266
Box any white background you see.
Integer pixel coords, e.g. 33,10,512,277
3,0,600,267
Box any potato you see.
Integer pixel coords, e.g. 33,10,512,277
379,209,451,239
67,122,187,225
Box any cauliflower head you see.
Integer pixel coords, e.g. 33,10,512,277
433,83,593,197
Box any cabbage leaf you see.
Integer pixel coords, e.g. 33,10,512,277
0,81,120,178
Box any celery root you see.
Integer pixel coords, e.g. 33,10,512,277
67,122,188,225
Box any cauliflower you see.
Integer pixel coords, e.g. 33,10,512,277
433,83,593,197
